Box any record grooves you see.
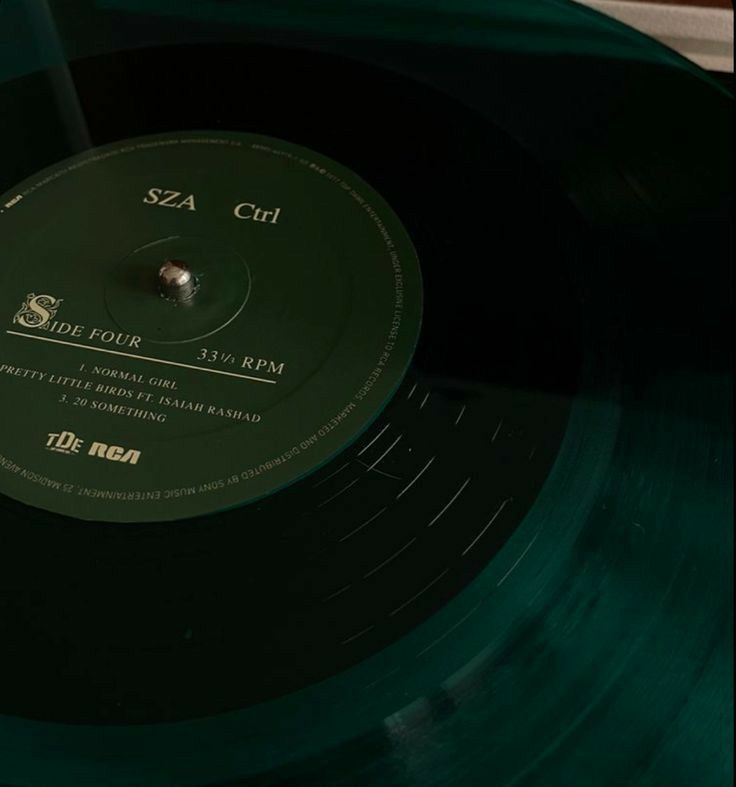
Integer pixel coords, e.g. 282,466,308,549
0,43,582,723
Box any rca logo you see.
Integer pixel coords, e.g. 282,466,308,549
88,441,142,465
46,431,142,465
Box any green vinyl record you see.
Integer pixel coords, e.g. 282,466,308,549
0,1,731,786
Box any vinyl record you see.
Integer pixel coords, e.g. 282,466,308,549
0,2,731,786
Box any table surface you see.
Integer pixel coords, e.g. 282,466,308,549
619,0,731,7
581,0,734,72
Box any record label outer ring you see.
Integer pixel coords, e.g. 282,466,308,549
0,131,422,522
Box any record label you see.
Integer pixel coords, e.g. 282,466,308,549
0,131,422,522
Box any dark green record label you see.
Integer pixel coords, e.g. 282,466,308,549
0,131,422,522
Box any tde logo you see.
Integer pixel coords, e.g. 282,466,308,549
46,431,142,465
45,431,84,455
